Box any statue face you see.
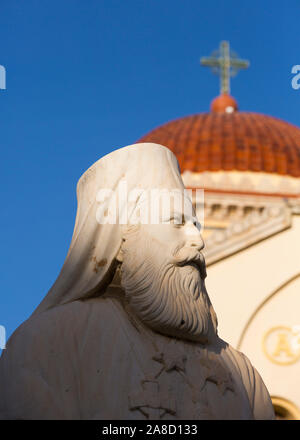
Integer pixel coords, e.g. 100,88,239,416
120,209,218,343
139,213,206,277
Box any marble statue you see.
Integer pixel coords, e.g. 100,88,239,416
0,143,275,420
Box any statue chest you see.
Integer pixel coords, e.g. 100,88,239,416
124,338,253,420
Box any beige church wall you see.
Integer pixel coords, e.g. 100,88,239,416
237,274,300,412
205,215,300,350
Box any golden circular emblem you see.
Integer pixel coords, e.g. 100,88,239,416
263,326,300,365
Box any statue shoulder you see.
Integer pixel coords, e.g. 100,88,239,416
0,296,134,419
4,296,127,357
221,341,275,420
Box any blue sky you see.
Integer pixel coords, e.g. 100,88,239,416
0,0,299,342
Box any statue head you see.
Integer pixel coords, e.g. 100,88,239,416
33,143,218,343
118,212,217,343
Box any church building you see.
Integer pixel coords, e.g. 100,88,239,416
138,41,300,419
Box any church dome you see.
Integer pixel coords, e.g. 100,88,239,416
138,99,300,178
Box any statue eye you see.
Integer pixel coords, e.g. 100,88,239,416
193,220,201,231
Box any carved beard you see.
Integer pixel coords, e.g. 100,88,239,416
120,227,218,344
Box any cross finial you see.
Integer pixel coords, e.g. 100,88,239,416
200,41,249,95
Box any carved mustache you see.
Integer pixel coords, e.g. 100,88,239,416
171,247,207,280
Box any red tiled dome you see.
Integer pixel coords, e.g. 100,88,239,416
138,111,300,177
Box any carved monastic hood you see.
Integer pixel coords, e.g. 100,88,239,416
33,143,185,315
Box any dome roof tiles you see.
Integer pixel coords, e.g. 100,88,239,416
138,112,300,177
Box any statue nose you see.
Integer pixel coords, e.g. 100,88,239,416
186,231,204,250
184,220,204,250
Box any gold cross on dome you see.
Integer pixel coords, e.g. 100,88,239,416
200,41,249,94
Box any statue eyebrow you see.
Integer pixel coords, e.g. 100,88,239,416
160,212,183,224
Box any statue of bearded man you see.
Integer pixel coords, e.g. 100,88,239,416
0,143,275,420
